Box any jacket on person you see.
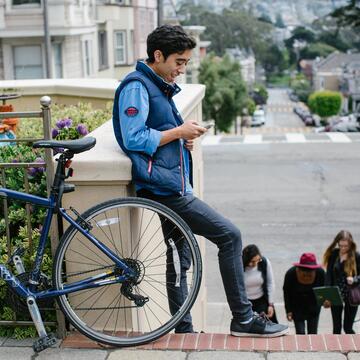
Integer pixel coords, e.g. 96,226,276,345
325,249,360,287
283,266,325,320
113,61,193,195
257,256,270,304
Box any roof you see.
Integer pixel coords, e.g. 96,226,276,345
315,52,360,72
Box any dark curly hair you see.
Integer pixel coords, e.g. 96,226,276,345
146,24,196,63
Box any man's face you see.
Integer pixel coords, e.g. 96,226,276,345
153,49,192,84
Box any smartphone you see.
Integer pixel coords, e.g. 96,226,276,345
204,123,214,129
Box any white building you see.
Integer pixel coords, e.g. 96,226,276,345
226,48,256,86
0,0,157,80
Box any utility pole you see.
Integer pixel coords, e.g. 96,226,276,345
43,0,52,78
157,0,163,26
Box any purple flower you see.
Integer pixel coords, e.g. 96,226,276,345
76,123,88,136
12,159,19,163
27,167,37,177
27,158,46,177
56,118,72,129
52,128,59,138
35,157,45,173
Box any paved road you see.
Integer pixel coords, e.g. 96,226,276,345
202,140,360,334
249,88,305,132
202,88,360,334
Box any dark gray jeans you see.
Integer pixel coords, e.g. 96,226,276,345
137,190,253,332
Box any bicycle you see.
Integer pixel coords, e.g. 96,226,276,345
0,136,202,352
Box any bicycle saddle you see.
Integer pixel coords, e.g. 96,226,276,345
33,137,96,154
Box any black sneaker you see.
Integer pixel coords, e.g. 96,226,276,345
230,313,289,338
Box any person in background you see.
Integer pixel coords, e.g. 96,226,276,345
323,230,360,334
283,253,325,334
243,244,278,323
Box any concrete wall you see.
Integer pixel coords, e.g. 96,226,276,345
0,78,207,331
0,38,3,80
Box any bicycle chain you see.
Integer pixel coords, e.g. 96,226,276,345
65,264,115,278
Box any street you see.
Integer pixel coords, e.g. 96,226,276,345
202,89,360,334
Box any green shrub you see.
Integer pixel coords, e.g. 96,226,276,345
0,102,107,338
17,102,113,139
308,91,342,118
0,144,54,338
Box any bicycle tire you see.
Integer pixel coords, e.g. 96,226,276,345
53,197,202,347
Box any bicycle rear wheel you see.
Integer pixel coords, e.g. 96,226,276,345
53,197,202,347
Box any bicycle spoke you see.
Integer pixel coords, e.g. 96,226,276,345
104,211,122,258
73,235,111,266
129,209,156,260
116,208,125,259
82,286,110,318
54,199,200,346
67,247,106,268
90,288,120,329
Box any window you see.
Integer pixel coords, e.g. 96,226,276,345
98,31,108,70
53,43,63,78
114,31,126,65
12,0,40,5
13,45,43,79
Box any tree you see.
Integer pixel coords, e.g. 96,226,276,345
251,84,269,105
308,91,342,120
300,42,337,60
330,0,360,30
291,75,312,103
262,44,288,75
275,13,285,28
198,54,248,133
284,26,316,49
178,5,276,71
258,13,272,25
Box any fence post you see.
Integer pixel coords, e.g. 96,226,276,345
40,96,67,338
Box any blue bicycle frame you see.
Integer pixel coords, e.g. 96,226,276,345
0,187,133,301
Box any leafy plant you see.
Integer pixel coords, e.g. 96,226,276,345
0,101,99,337
0,144,54,338
308,91,342,120
291,74,312,103
17,102,112,140
199,54,248,133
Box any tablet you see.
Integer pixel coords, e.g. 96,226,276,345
313,286,343,306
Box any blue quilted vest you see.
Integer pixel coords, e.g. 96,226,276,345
113,61,192,195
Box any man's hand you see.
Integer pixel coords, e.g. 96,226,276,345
286,312,293,321
184,140,194,151
178,121,207,140
347,276,354,285
159,121,208,147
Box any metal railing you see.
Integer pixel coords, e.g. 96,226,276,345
0,96,65,335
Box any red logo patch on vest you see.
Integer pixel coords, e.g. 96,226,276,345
125,107,139,117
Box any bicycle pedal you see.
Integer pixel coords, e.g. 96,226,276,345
32,333,57,353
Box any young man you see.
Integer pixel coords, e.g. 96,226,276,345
113,24,288,337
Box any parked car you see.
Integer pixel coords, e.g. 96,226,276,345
251,109,266,126
288,90,299,102
293,106,316,126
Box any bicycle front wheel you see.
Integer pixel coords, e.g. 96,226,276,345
53,197,202,347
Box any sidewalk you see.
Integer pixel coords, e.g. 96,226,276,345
2,333,360,360
1,347,360,360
